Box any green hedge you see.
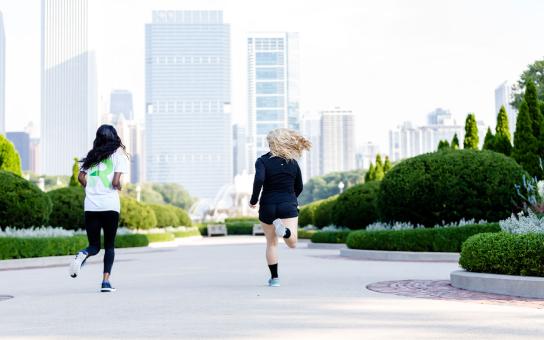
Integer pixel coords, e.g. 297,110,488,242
173,207,192,226
378,150,527,226
173,229,201,238
120,196,157,229
460,232,544,277
299,203,318,227
346,223,500,252
313,196,338,228
198,223,255,235
311,231,351,244
331,181,380,229
148,204,179,228
47,187,85,230
298,229,317,239
145,232,175,243
0,234,149,260
225,217,259,223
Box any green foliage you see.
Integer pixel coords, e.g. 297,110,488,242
0,171,52,228
383,156,392,172
298,229,317,239
331,181,380,229
313,195,338,228
460,232,544,277
0,135,22,176
69,158,80,187
525,81,543,140
482,127,495,150
172,206,192,226
373,158,385,181
496,105,512,141
25,173,70,191
119,196,157,230
364,163,374,182
513,100,540,177
151,183,194,210
463,113,479,149
173,228,201,238
346,223,500,252
377,150,527,226
512,59,544,109
224,217,259,223
437,140,450,151
46,187,85,230
115,234,149,248
299,169,365,205
145,232,175,243
299,203,318,227
451,133,460,150
225,222,253,235
148,204,179,228
311,231,351,244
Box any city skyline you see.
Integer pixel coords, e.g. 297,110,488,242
2,0,543,151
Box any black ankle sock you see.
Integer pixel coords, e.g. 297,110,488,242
283,228,291,239
268,263,278,279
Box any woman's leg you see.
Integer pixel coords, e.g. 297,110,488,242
84,211,101,257
262,222,278,265
280,217,298,249
102,211,119,281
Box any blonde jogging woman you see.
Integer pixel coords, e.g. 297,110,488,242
249,128,311,287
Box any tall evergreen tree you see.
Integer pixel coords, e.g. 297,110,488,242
492,105,513,156
383,156,392,172
463,113,479,149
513,100,540,177
373,160,385,181
375,154,383,169
365,163,374,182
69,157,81,187
451,133,460,149
525,81,543,140
482,127,495,150
437,139,450,151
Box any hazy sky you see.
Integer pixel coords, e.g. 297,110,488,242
1,0,543,150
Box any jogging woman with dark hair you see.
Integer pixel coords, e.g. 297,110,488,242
69,124,129,292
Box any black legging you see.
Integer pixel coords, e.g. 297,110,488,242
83,211,119,274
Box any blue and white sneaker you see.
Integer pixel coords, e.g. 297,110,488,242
69,251,87,278
268,278,281,287
101,281,116,292
272,219,286,238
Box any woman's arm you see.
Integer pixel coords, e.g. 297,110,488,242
78,171,87,188
112,172,123,191
294,164,303,197
250,159,265,206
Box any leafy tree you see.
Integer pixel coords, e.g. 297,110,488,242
0,135,22,176
451,133,460,149
152,183,194,210
383,156,392,172
298,169,365,205
437,140,450,151
463,113,479,150
512,59,544,109
513,100,540,177
365,163,375,182
482,127,495,150
69,158,81,187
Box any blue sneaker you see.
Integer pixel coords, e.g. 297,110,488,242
101,281,116,292
268,278,280,287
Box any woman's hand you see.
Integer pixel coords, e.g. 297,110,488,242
249,203,257,209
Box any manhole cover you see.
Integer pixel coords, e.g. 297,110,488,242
367,280,544,308
0,295,13,302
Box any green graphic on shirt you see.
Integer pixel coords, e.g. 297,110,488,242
89,158,113,188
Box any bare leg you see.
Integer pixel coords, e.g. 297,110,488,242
262,222,278,265
280,217,298,248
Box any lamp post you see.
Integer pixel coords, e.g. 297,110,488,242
338,181,345,194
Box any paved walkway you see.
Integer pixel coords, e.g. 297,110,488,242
0,236,543,339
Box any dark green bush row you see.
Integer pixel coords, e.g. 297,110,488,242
224,217,259,223
145,233,175,243
198,223,255,236
0,234,149,260
460,232,544,277
346,223,500,252
173,229,201,238
298,229,317,239
311,231,351,244
331,181,380,229
47,187,85,230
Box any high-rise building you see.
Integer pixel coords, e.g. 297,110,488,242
6,132,30,171
0,11,5,135
320,109,355,174
356,142,380,170
300,113,321,180
110,89,134,121
247,32,300,162
233,124,248,176
145,11,232,198
29,138,40,174
495,81,518,136
41,0,97,175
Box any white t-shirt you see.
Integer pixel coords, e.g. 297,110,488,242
81,148,129,212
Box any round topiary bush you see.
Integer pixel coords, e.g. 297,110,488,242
331,181,380,229
120,196,157,230
378,149,527,226
148,204,179,228
299,202,318,227
0,170,52,228
313,195,338,228
172,206,192,226
47,187,85,230
0,135,22,176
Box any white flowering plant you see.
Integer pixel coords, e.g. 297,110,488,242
0,226,85,238
499,210,544,234
365,218,488,231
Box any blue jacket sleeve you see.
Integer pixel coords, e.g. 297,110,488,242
250,159,265,205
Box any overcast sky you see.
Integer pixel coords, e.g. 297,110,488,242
1,0,543,150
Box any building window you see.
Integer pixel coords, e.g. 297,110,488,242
256,52,284,65
257,96,284,108
256,67,284,80
256,82,284,94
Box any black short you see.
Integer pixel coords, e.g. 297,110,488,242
259,202,299,225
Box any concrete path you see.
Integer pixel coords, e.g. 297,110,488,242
0,236,543,339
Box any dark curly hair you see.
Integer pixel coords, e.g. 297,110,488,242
80,125,127,170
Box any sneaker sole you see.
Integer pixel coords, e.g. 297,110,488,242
69,260,82,278
100,288,116,292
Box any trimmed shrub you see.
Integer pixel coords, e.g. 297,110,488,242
0,134,22,176
173,207,192,226
378,150,527,226
145,232,175,243
120,196,157,230
225,217,259,223
298,229,317,239
47,187,85,230
0,170,52,228
226,222,254,235
346,223,500,252
331,181,380,229
459,232,544,277
148,204,179,228
311,231,351,244
115,234,149,248
299,203,318,227
313,196,338,228
173,229,201,238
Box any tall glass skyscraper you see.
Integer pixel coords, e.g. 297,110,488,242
145,11,232,199
0,11,5,135
110,89,134,121
41,0,97,175
247,32,300,163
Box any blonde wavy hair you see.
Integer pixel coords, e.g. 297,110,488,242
267,128,312,160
